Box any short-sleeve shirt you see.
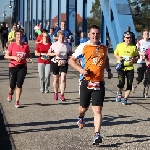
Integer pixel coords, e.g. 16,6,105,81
36,34,43,42
8,31,15,43
145,48,150,68
136,39,150,63
54,27,71,38
114,42,139,71
72,40,108,82
35,43,51,64
8,42,30,67
49,41,72,62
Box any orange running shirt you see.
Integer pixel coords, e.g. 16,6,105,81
72,41,107,82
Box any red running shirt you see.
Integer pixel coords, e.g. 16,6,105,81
35,43,51,64
8,42,30,67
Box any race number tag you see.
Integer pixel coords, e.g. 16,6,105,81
87,81,100,90
16,52,26,59
58,60,67,66
41,53,50,60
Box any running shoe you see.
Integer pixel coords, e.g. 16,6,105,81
116,92,122,102
122,98,128,105
7,94,12,102
45,90,49,93
143,88,148,98
132,85,137,93
77,117,85,129
60,95,66,101
54,93,58,100
15,101,20,108
92,133,102,145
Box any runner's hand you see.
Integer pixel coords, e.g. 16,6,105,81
37,52,41,56
129,57,134,63
79,68,88,75
28,58,33,63
141,51,145,56
118,57,123,62
13,56,21,62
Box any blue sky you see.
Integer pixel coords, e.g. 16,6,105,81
0,0,95,21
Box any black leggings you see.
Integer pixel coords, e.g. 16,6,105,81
144,67,150,86
1,38,8,49
9,65,27,89
136,63,146,84
117,70,134,90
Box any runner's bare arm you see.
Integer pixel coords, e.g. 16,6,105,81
4,50,20,62
26,51,33,63
35,50,41,56
69,56,87,75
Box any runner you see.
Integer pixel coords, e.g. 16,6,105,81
79,32,88,44
48,30,72,101
114,32,139,105
8,25,16,44
53,21,74,45
0,22,8,54
69,25,112,145
144,47,150,97
48,27,54,43
35,29,50,45
21,28,28,44
4,29,32,108
132,29,150,97
35,32,51,93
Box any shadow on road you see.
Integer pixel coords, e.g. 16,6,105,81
0,105,15,150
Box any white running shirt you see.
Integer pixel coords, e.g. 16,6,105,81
136,39,150,63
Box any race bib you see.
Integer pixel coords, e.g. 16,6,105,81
122,56,131,62
16,52,26,59
58,60,67,66
87,81,100,90
41,53,50,60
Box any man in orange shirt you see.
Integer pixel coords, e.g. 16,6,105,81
69,25,113,145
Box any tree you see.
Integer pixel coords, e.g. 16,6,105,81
128,0,150,31
87,0,101,29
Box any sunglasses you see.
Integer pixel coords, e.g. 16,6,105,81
125,37,131,39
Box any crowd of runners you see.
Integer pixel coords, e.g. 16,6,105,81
0,20,150,145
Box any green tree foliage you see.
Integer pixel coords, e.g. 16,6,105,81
87,0,101,29
128,0,150,31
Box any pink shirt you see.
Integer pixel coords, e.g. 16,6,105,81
8,42,30,67
49,41,71,62
146,48,150,68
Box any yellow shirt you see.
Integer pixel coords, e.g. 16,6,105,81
114,42,138,71
8,31,15,43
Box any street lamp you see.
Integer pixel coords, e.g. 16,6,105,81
9,1,13,8
4,4,12,21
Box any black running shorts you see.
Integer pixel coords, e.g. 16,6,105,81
80,80,105,108
51,62,68,75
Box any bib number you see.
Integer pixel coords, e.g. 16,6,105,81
87,81,100,90
58,60,67,66
41,54,50,60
